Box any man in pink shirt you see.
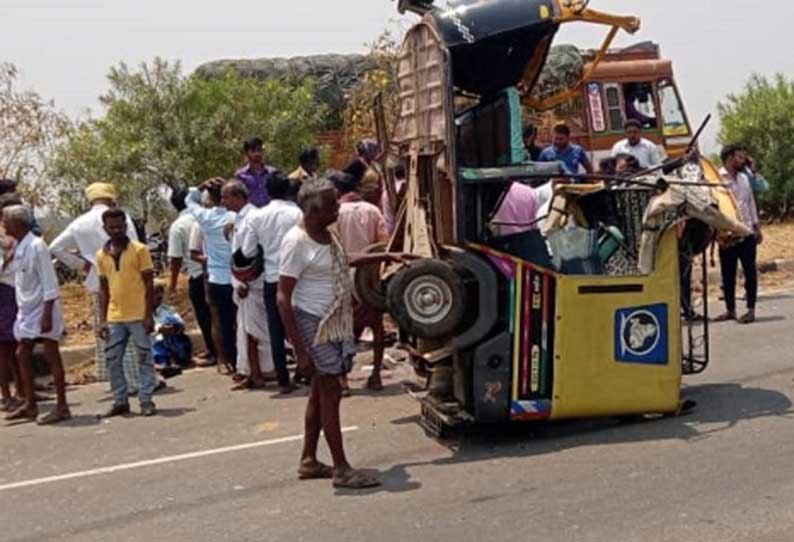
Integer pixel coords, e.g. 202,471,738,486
491,182,541,237
331,172,389,392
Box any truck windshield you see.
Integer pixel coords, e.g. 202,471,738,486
623,82,657,130
658,79,689,137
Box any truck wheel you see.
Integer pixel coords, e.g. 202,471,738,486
386,259,465,339
353,242,388,312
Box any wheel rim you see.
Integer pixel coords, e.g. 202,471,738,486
403,275,453,325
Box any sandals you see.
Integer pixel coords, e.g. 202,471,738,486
231,378,267,391
333,470,381,490
0,397,22,413
738,311,756,325
5,406,38,422
298,463,334,480
37,408,72,425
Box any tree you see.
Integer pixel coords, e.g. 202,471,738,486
342,30,402,150
182,70,327,181
0,63,69,208
718,74,794,219
53,58,327,223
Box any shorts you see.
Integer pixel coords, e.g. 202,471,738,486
294,307,355,376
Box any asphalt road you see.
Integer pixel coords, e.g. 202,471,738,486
3,291,794,542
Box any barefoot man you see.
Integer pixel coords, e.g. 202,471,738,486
3,205,70,424
277,178,412,489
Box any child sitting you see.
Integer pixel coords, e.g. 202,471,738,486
152,283,192,377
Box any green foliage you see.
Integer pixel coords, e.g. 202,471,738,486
183,70,326,181
53,58,327,222
718,74,794,218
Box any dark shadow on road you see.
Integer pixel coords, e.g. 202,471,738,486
153,407,196,418
333,465,422,496
753,315,786,324
348,383,410,398
396,383,793,468
390,414,422,426
60,414,102,428
757,293,794,302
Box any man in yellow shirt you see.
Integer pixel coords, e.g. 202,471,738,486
97,208,157,417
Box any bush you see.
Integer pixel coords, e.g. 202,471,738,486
52,58,328,222
718,74,794,219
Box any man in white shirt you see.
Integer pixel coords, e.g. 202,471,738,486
714,144,762,324
611,119,664,169
222,180,272,388
167,189,216,363
241,174,303,393
50,183,141,386
3,205,70,424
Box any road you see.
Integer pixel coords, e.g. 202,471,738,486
3,291,794,542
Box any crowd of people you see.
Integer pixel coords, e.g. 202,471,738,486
0,125,768,488
0,136,404,489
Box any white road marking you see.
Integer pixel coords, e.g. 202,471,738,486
0,426,359,492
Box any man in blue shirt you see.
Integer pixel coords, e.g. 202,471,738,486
539,124,594,178
186,179,237,373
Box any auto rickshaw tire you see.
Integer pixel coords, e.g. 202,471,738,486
450,251,499,351
353,242,389,313
386,259,465,340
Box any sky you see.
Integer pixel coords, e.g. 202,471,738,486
3,0,794,152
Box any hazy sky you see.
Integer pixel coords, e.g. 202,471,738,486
4,0,793,151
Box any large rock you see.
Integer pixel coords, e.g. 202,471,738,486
194,54,377,115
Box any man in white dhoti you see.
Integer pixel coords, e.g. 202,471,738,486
221,180,274,389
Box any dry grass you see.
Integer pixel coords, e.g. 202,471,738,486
758,223,794,262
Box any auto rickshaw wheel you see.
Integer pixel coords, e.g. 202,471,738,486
386,259,465,339
353,242,388,312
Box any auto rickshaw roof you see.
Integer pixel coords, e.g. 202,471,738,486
429,0,560,96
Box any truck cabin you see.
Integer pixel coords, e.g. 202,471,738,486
572,44,693,163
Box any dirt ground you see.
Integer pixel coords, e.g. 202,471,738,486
61,274,197,348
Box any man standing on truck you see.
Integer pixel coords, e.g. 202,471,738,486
611,120,663,169
539,124,593,177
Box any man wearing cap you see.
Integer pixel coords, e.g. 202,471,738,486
50,183,141,385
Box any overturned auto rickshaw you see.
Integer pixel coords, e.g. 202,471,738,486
359,0,750,436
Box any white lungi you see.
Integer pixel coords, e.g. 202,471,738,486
235,280,273,376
